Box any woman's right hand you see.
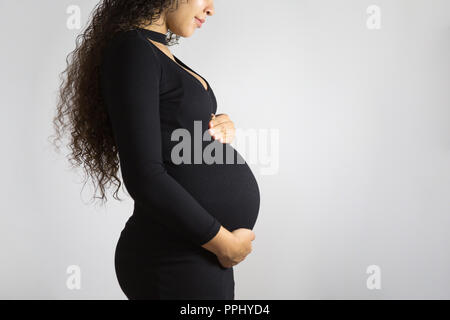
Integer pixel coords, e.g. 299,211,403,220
216,228,255,268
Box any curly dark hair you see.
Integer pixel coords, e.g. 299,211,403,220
50,0,183,205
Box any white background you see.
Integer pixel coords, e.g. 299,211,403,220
0,0,449,299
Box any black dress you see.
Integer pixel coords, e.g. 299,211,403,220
100,27,260,300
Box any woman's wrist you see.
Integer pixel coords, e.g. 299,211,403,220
201,225,236,257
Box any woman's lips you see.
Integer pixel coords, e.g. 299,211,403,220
195,17,204,27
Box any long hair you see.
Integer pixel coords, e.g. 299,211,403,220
50,0,182,204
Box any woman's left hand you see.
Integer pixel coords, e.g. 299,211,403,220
208,113,236,144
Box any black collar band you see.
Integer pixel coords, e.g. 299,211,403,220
137,27,168,45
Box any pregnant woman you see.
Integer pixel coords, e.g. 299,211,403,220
53,0,260,299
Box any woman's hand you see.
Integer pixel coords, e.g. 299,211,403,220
216,228,255,268
201,225,255,268
208,113,236,144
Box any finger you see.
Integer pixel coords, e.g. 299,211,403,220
211,130,226,143
208,125,225,139
208,128,219,139
209,121,233,136
211,118,232,128
209,115,231,128
215,113,229,121
212,126,235,143
210,132,224,143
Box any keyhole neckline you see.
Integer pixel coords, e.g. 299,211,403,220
137,29,210,92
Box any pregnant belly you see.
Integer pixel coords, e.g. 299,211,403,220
165,143,260,232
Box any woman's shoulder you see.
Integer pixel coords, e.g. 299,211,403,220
100,28,163,86
109,28,141,45
103,28,161,65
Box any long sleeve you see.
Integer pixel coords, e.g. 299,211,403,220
100,32,221,246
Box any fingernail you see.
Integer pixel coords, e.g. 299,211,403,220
209,128,215,134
